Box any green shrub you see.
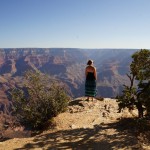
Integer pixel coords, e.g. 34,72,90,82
11,71,70,129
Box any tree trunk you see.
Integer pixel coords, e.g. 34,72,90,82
136,102,144,118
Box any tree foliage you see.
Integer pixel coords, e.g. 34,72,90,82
130,49,150,80
117,49,150,117
11,71,70,129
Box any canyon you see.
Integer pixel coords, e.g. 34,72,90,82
0,48,138,121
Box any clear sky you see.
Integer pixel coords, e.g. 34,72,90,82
0,0,150,49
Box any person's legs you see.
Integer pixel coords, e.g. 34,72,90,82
85,97,89,101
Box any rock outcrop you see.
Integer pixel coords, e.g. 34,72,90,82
0,98,148,150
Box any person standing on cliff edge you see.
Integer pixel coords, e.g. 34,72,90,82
85,60,97,101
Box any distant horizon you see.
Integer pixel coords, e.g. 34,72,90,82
0,47,145,50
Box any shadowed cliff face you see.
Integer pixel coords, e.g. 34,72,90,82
0,48,138,115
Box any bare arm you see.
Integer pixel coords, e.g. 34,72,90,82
93,67,97,80
85,67,88,77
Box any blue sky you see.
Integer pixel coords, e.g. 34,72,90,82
0,0,150,49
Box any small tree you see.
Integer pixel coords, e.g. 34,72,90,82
117,49,150,117
11,70,70,129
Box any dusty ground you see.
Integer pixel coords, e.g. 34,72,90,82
0,97,150,150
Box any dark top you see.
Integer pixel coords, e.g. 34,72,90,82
86,72,95,80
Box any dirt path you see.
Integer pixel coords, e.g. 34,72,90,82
0,98,149,150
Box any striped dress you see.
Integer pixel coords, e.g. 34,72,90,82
85,72,97,97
